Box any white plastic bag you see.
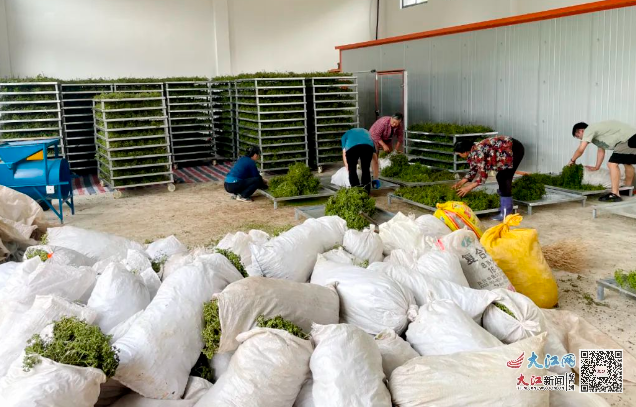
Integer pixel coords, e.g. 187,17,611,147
0,257,96,312
374,329,419,379
311,259,417,335
108,311,143,343
210,351,233,382
194,328,312,407
331,167,356,187
343,226,384,263
368,262,499,322
0,354,106,407
389,334,549,407
23,244,95,267
114,254,243,399
379,212,429,256
215,276,339,354
416,250,468,287
0,295,96,378
414,214,451,240
436,229,514,291
293,379,314,407
406,300,502,356
111,376,212,407
250,216,347,282
146,235,188,262
0,261,19,289
139,267,161,299
161,247,211,281
47,226,146,261
583,166,624,188
320,247,364,266
216,230,269,267
310,324,391,407
383,248,418,270
87,263,151,333
482,288,544,344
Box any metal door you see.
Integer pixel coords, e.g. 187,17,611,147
376,70,408,129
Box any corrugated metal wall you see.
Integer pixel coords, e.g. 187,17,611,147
342,6,636,173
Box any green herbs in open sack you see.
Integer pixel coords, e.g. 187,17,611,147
494,303,517,320
614,269,636,291
151,254,168,273
202,299,221,359
325,187,376,230
25,248,49,262
216,248,248,278
512,174,546,202
190,353,215,382
256,315,309,340
23,317,119,378
267,163,321,198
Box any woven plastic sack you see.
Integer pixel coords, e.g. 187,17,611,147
434,201,484,239
46,226,145,262
374,329,419,379
23,245,95,267
111,376,212,407
343,226,383,263
480,214,558,308
482,288,544,344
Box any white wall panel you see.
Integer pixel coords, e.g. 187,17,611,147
342,6,636,174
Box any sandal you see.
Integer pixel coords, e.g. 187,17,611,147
599,193,622,202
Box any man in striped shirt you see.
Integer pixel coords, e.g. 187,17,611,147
369,113,404,153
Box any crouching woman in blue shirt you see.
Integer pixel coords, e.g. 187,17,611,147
342,128,381,194
224,146,267,202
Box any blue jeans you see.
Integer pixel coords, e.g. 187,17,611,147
224,177,266,198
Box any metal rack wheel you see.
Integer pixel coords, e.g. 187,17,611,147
167,183,176,192
99,180,105,187
318,166,323,174
213,160,217,166
113,190,123,199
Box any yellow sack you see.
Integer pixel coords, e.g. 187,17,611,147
434,201,484,239
480,214,558,308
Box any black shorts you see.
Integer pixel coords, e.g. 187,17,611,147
609,153,636,165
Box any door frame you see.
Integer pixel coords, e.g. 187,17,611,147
374,69,408,130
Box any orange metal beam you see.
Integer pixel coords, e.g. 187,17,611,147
336,0,636,51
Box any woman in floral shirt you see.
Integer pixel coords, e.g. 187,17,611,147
453,136,525,220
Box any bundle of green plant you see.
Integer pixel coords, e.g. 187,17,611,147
22,317,119,377
523,167,604,191
215,248,248,278
25,248,49,262
40,233,49,245
0,74,60,84
325,187,376,230
493,303,517,319
100,120,164,130
408,122,494,134
381,154,455,183
414,151,455,162
256,315,309,339
101,137,166,150
202,299,221,359
94,92,161,100
151,255,168,273
0,94,57,102
0,103,58,112
0,121,59,130
1,112,58,121
614,269,636,291
512,174,546,201
560,164,586,189
106,146,168,158
1,131,59,140
394,184,499,211
267,163,320,198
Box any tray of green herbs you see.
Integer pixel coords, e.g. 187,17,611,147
389,184,503,214
380,153,457,186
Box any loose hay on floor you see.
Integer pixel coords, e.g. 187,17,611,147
542,239,588,273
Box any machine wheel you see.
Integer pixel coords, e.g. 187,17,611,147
113,190,123,199
318,166,323,174
167,183,176,192
213,160,218,166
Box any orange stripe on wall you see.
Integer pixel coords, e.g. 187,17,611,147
336,0,636,51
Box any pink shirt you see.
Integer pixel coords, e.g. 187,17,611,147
369,116,404,145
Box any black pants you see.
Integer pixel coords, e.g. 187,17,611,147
224,177,266,199
496,139,525,197
346,144,374,194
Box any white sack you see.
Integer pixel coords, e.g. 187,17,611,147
378,212,429,256
414,214,451,240
482,288,544,344
108,311,143,343
583,166,625,188
368,262,499,322
379,157,391,170
122,249,152,273
311,259,417,335
140,267,161,299
111,376,212,407
0,261,19,289
389,334,549,407
406,300,502,356
343,226,384,263
331,167,356,187
210,351,233,382
47,226,146,261
311,262,417,335
549,386,611,407
216,230,269,267
383,248,418,270
293,379,314,407
194,328,312,407
0,257,96,312
146,235,188,262
320,247,364,266
0,354,106,407
416,250,468,287
23,244,95,267
250,216,347,282
436,229,514,291
87,263,151,333
310,323,391,407
161,247,211,281
374,329,419,379
114,254,243,399
0,295,97,378
216,276,339,354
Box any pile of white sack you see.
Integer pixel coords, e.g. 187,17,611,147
0,213,625,407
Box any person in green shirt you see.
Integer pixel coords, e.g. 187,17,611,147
570,120,636,202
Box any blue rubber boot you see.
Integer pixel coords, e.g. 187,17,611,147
492,196,513,221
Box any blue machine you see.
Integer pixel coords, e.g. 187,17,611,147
0,138,74,223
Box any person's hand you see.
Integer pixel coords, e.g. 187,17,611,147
457,183,475,198
382,144,391,153
585,165,599,171
567,160,576,166
452,179,467,190
372,180,381,190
